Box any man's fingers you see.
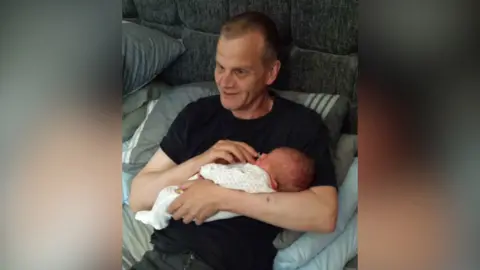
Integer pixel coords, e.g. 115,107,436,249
171,204,190,221
241,148,256,164
236,142,257,157
233,142,257,163
195,209,213,225
167,196,182,214
218,151,235,164
219,145,246,163
213,140,257,164
182,209,197,224
179,181,195,190
194,218,204,226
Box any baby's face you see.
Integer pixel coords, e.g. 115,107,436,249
255,149,294,184
255,149,311,192
255,151,284,190
255,150,285,171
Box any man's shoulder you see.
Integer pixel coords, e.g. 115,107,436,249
184,94,220,110
275,95,325,125
180,94,221,117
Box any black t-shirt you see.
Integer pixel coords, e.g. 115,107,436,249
152,92,337,270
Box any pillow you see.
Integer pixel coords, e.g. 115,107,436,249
334,134,358,186
123,80,171,116
123,82,349,175
122,21,185,95
122,82,219,174
123,105,148,142
273,158,358,269
122,141,136,204
274,213,358,270
123,81,171,142
273,135,357,249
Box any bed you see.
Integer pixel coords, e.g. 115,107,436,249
122,0,358,269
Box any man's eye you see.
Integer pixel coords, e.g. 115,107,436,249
235,69,246,75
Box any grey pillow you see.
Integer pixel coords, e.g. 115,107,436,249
122,81,172,142
334,134,358,186
123,82,350,176
122,21,185,95
122,82,219,174
123,81,171,116
273,134,358,249
123,104,148,142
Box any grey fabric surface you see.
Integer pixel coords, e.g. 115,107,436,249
123,0,358,133
176,0,229,33
273,230,304,250
122,82,219,175
123,80,171,116
122,21,185,95
134,0,177,25
334,134,358,186
123,105,148,142
122,81,172,142
139,21,183,39
123,204,154,270
345,256,358,270
123,0,138,18
160,29,219,85
291,0,358,54
286,47,358,98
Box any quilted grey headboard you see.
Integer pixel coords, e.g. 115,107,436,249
123,0,358,133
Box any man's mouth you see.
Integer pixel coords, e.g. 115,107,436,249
222,90,238,95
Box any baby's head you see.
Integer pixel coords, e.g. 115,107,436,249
255,147,315,192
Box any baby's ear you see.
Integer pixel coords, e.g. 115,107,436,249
270,178,278,190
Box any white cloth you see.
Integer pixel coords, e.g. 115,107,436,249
135,163,275,230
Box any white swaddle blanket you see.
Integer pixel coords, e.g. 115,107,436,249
135,163,275,230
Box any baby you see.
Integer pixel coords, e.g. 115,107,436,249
135,147,315,230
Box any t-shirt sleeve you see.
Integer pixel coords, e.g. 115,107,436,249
303,119,337,189
159,104,192,165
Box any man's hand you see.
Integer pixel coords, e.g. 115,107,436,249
201,140,258,164
168,179,227,225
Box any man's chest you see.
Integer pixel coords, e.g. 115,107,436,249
184,117,300,159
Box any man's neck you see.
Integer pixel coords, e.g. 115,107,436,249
232,92,273,120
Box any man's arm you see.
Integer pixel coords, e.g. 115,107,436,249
129,140,258,212
169,179,338,233
128,150,208,212
220,185,338,233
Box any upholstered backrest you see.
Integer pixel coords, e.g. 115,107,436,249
123,0,358,133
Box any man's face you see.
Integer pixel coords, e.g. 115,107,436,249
215,31,278,111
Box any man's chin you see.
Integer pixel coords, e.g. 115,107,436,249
220,97,241,111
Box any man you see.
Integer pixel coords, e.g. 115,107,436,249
128,11,338,270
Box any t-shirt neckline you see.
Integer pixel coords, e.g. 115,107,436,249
225,90,278,123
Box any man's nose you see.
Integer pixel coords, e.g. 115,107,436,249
219,72,234,88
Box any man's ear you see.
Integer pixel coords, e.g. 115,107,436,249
266,60,281,86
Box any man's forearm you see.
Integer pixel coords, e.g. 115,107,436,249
129,155,207,212
220,188,338,232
